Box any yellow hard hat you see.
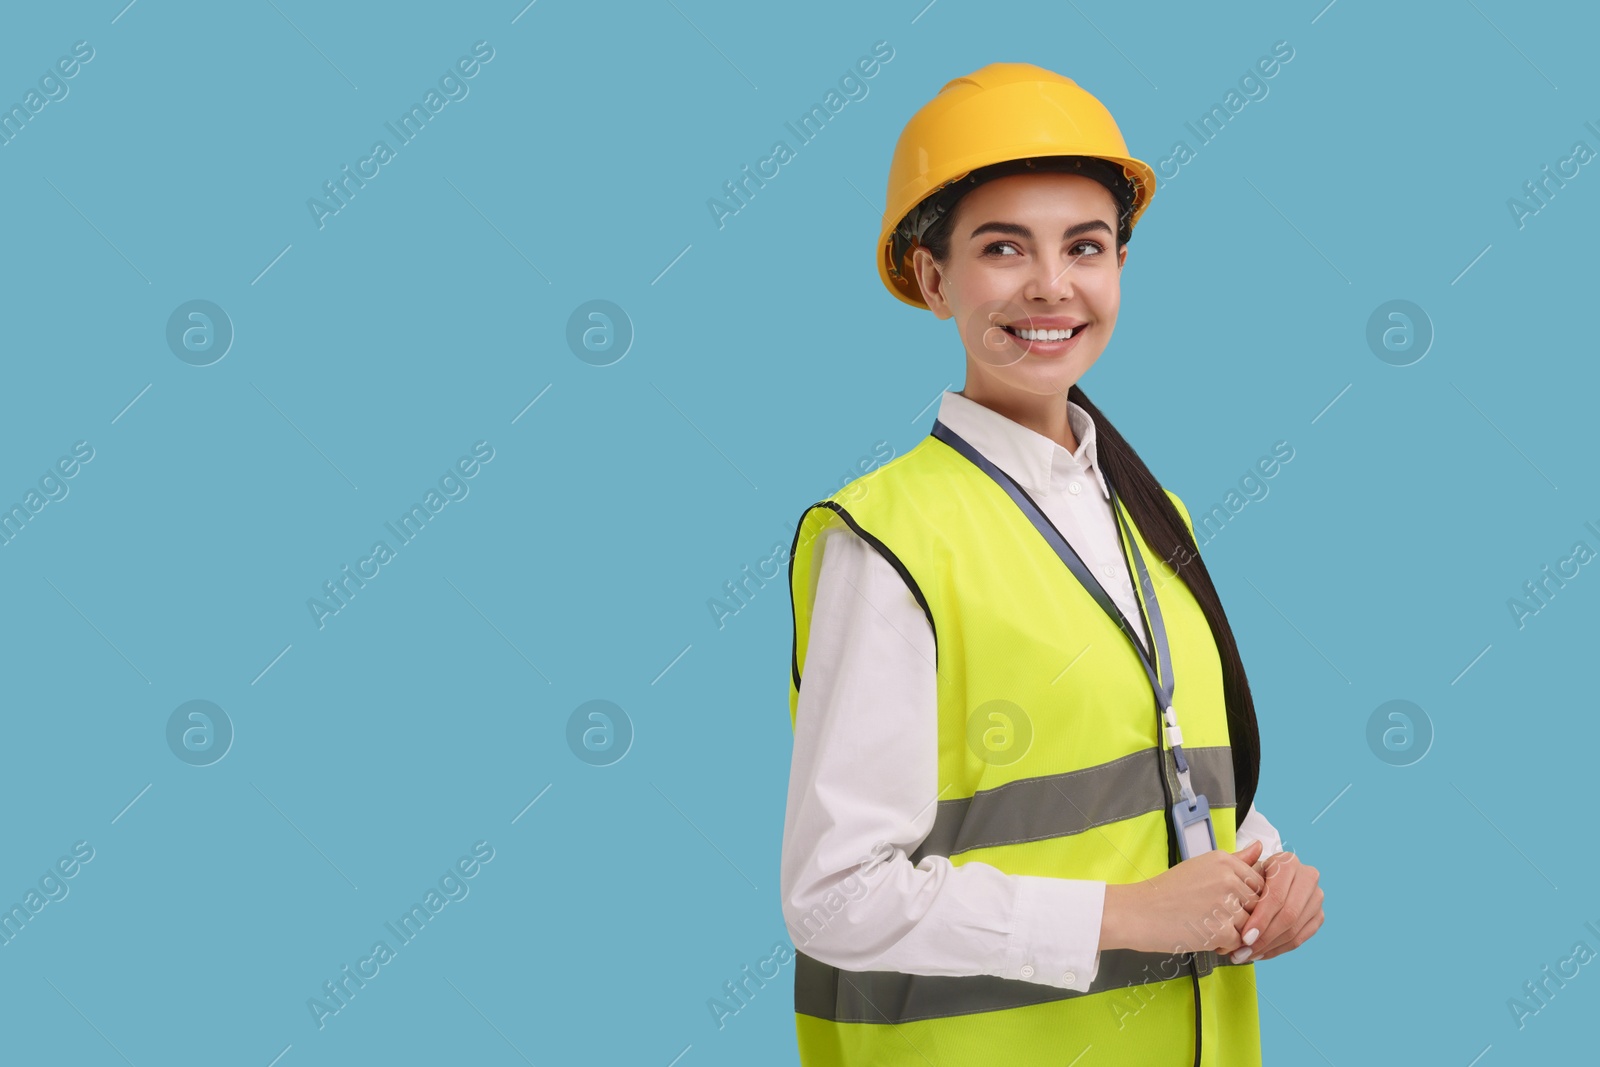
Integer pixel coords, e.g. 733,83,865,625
877,62,1157,309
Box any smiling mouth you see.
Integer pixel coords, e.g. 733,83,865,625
1000,324,1085,341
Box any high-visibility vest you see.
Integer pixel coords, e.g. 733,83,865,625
786,431,1261,1067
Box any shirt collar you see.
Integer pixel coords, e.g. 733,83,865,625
934,389,1111,500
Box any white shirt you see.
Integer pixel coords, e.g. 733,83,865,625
780,389,1282,994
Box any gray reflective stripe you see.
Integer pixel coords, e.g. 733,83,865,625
795,946,1246,1024
908,745,1235,865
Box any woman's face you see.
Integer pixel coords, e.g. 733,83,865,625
912,172,1127,402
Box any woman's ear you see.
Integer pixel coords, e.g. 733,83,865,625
1117,244,1128,270
911,247,953,320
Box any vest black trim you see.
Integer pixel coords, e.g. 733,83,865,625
789,500,938,694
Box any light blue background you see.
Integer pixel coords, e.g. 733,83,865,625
0,0,1594,1063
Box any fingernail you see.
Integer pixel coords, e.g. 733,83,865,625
1243,928,1260,946
1231,948,1251,963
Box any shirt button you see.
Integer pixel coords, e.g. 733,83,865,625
1063,970,1076,984
1019,964,1035,978
1067,480,1082,495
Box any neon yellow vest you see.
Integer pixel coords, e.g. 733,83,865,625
786,432,1260,1067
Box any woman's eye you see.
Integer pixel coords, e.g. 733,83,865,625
981,239,1104,258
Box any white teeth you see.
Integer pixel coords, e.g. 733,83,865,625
1009,326,1080,341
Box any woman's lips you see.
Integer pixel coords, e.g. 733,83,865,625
998,322,1088,356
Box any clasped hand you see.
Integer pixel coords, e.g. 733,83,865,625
1131,837,1324,962
1235,841,1324,962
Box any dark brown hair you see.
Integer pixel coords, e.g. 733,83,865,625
916,174,1263,833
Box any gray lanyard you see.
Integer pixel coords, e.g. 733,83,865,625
931,420,1216,858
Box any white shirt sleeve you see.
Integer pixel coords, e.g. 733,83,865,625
780,524,1106,993
1236,803,1284,861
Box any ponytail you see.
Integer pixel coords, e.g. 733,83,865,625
1068,383,1262,832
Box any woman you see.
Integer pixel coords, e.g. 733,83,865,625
781,63,1324,1066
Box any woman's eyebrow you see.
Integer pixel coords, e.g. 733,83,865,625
967,219,1114,241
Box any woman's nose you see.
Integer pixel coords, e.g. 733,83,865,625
1022,252,1078,301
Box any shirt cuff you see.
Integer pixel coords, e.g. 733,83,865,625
1237,804,1284,861
1004,873,1105,993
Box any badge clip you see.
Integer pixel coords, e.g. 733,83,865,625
1172,793,1217,860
